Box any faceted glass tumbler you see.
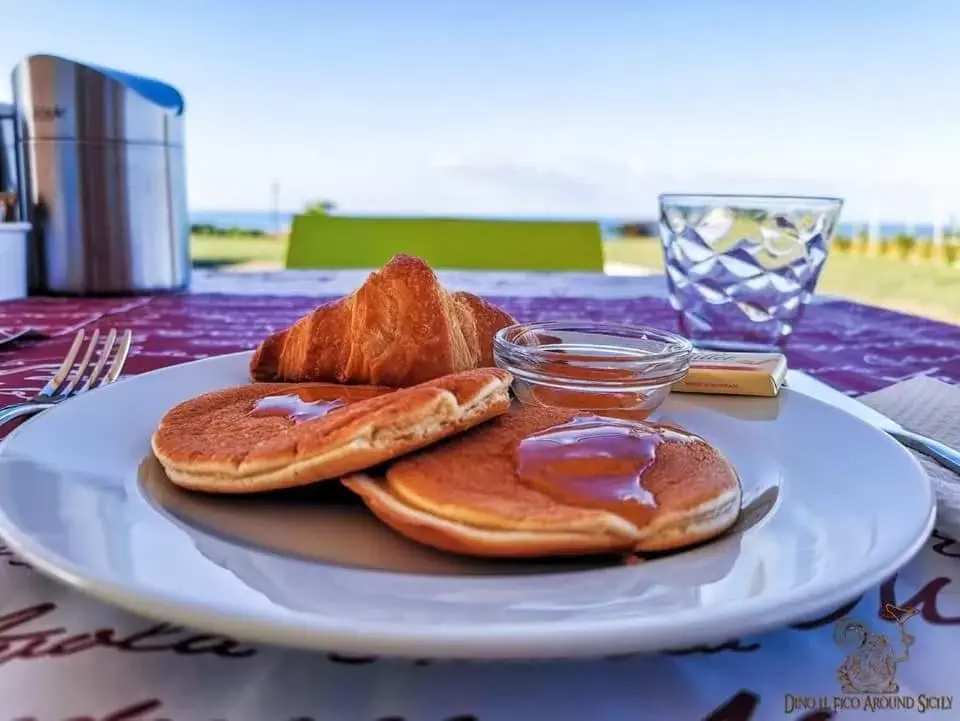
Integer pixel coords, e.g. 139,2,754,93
658,194,843,350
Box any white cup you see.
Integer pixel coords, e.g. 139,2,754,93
0,223,30,301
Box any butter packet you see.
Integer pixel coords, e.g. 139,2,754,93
672,351,787,397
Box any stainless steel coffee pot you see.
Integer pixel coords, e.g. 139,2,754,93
12,54,189,294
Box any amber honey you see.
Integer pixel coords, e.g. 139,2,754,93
249,394,345,422
494,321,693,419
515,415,663,525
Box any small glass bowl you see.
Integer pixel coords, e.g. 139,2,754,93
493,321,693,421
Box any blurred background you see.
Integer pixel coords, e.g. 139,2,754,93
2,0,958,320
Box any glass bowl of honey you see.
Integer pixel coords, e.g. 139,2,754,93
493,321,693,421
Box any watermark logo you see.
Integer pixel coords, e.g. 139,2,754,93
835,602,915,695
785,604,953,714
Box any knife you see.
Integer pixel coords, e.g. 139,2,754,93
0,329,44,348
786,371,960,476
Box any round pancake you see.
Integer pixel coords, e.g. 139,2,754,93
343,405,742,557
152,368,513,493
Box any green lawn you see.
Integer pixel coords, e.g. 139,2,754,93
605,238,960,324
190,233,960,324
190,234,288,268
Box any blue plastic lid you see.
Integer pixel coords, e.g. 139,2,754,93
18,55,185,116
85,61,184,115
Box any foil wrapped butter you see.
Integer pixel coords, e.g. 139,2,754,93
672,351,787,397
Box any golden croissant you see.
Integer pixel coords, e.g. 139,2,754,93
249,254,517,387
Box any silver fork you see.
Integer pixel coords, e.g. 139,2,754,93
0,328,133,428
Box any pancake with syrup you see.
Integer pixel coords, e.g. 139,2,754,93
151,368,513,493
343,405,742,557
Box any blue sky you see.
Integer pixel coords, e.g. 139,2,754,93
4,0,960,223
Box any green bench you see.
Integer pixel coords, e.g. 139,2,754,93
285,213,604,271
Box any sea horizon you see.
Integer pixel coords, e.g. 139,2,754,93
190,209,945,240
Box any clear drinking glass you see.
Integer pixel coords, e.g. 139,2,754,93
658,194,843,350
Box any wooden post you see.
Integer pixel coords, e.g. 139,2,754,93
271,181,280,234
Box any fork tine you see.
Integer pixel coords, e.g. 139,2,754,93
57,328,100,397
38,330,86,398
80,328,118,393
101,329,132,386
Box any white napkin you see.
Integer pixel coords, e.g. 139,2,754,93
860,375,960,540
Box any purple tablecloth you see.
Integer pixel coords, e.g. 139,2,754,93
2,291,958,406
0,271,958,720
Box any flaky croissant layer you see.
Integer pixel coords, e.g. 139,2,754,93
250,254,517,387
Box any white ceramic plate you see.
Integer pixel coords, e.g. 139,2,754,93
0,353,935,659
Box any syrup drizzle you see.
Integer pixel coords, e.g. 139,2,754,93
515,415,667,526
249,394,345,423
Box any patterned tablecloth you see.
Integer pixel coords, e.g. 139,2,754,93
0,270,959,721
